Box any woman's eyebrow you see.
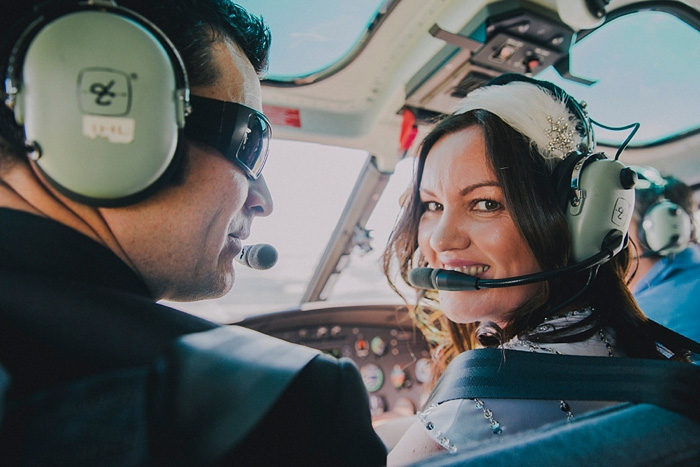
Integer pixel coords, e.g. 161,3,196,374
459,181,499,197
419,181,499,198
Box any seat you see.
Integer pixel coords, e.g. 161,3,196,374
413,402,700,466
0,364,8,428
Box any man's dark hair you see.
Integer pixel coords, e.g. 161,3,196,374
0,0,271,162
120,0,271,83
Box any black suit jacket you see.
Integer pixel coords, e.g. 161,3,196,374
0,208,386,466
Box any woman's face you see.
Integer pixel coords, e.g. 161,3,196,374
417,126,542,327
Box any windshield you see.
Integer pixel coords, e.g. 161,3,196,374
236,0,389,80
171,143,414,322
540,10,700,146
169,4,700,323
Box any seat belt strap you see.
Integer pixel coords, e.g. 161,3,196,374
426,349,700,421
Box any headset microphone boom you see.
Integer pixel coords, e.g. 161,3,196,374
408,229,623,291
235,243,278,270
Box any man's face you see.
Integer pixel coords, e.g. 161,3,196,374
100,39,273,301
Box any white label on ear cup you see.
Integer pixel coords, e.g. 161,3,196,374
82,115,135,143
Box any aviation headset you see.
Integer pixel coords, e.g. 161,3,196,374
3,1,190,206
632,166,693,257
408,74,639,295
488,74,637,264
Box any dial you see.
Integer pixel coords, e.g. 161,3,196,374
361,363,384,392
415,357,432,384
370,336,386,356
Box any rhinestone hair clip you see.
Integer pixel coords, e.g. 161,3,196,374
545,116,577,156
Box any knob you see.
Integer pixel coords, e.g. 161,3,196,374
619,167,637,189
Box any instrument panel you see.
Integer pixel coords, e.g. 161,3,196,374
238,304,432,422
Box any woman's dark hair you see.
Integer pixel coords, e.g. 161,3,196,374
382,105,661,381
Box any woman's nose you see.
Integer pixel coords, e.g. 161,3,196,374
430,209,470,253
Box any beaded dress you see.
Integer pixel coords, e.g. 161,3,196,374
417,308,623,455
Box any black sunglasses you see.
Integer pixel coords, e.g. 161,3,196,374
184,95,271,180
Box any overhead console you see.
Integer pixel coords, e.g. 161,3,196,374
405,2,586,122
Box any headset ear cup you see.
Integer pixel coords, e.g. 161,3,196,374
555,153,635,262
640,200,693,256
9,6,188,206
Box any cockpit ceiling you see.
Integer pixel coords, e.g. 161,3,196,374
257,0,699,171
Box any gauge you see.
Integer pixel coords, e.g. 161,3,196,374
393,397,416,416
341,344,354,358
360,363,384,392
368,394,387,417
390,364,407,389
370,336,386,356
415,357,432,384
355,338,369,357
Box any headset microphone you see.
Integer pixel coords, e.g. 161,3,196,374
408,231,623,291
235,243,278,270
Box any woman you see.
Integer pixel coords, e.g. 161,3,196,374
381,74,691,465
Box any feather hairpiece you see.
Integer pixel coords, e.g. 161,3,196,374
455,81,583,166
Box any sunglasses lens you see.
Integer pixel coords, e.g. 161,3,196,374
185,95,272,180
236,113,270,179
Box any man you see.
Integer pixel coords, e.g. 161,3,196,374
628,166,700,343
0,1,386,465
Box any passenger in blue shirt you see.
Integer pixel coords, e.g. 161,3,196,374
628,166,700,343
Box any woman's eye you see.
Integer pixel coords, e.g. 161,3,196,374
474,199,501,211
423,201,443,212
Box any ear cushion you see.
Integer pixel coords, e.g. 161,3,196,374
551,150,587,212
10,8,188,206
639,200,692,255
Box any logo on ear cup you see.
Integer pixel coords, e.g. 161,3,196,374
612,197,632,227
79,69,131,115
